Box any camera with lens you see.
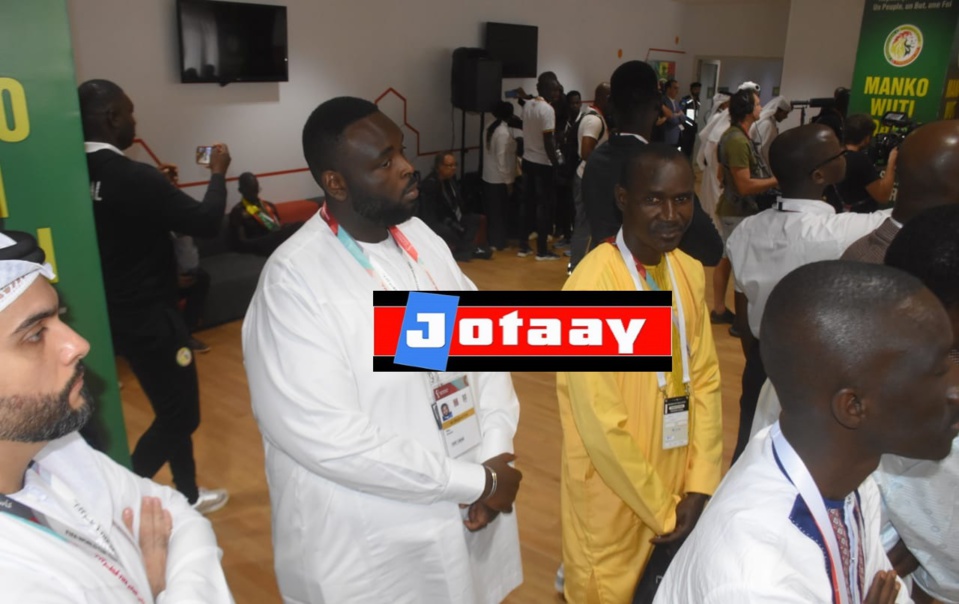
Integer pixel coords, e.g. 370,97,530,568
868,112,917,165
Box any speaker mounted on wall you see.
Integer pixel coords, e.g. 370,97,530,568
451,47,502,113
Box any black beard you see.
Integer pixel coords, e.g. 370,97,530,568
0,364,94,443
352,195,415,228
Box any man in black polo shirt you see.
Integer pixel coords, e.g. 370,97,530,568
79,79,230,513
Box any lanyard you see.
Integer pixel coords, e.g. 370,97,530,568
770,423,862,604
320,203,439,291
615,228,691,394
0,463,147,603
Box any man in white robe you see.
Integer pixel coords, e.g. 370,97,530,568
750,96,792,168
655,260,959,603
242,97,523,604
694,92,730,228
0,230,233,603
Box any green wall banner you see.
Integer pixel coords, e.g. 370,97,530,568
0,1,130,464
849,0,959,131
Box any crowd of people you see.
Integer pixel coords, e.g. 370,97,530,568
0,56,956,604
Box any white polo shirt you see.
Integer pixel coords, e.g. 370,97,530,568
576,109,608,178
726,198,888,338
521,97,556,166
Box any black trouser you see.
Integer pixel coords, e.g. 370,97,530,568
522,159,556,255
731,340,766,464
432,214,481,260
483,181,509,249
113,306,200,502
555,179,574,240
179,267,210,332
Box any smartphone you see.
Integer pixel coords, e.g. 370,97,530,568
196,145,213,165
504,89,519,99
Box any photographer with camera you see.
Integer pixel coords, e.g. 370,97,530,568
842,119,959,264
826,113,898,214
711,89,778,332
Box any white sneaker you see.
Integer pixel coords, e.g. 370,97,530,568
192,487,229,515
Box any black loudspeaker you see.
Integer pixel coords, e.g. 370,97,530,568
451,48,502,112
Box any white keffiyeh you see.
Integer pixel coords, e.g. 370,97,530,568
0,232,55,313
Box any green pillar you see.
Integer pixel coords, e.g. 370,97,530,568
0,0,130,464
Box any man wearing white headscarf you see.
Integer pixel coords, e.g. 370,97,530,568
0,230,234,603
751,96,792,168
695,92,731,227
695,83,760,222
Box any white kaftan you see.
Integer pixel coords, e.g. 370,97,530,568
242,214,522,604
0,432,233,604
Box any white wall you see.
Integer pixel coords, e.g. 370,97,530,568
779,0,867,131
68,0,692,205
682,0,791,60
66,0,809,205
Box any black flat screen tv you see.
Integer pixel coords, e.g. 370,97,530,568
485,22,538,79
177,0,288,83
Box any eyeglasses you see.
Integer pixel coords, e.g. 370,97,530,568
808,149,847,176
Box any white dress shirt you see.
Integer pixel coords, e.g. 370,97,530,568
726,198,887,338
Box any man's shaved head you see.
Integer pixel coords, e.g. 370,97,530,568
762,260,959,462
895,119,959,222
769,124,846,195
762,261,926,409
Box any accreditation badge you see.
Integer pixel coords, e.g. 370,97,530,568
430,373,481,459
662,395,690,450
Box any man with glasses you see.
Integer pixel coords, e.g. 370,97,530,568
725,124,886,463
419,151,492,261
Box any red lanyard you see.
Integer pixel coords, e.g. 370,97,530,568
320,203,437,290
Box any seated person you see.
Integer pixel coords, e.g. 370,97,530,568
655,260,958,603
826,113,898,213
418,152,491,262
228,172,303,256
0,230,233,602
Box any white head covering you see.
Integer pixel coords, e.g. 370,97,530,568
760,96,792,120
0,231,55,314
738,81,761,93
703,92,731,125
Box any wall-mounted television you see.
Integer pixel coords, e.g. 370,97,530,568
485,22,538,79
176,0,289,84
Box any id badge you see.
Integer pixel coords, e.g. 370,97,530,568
662,395,689,450
430,373,482,459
